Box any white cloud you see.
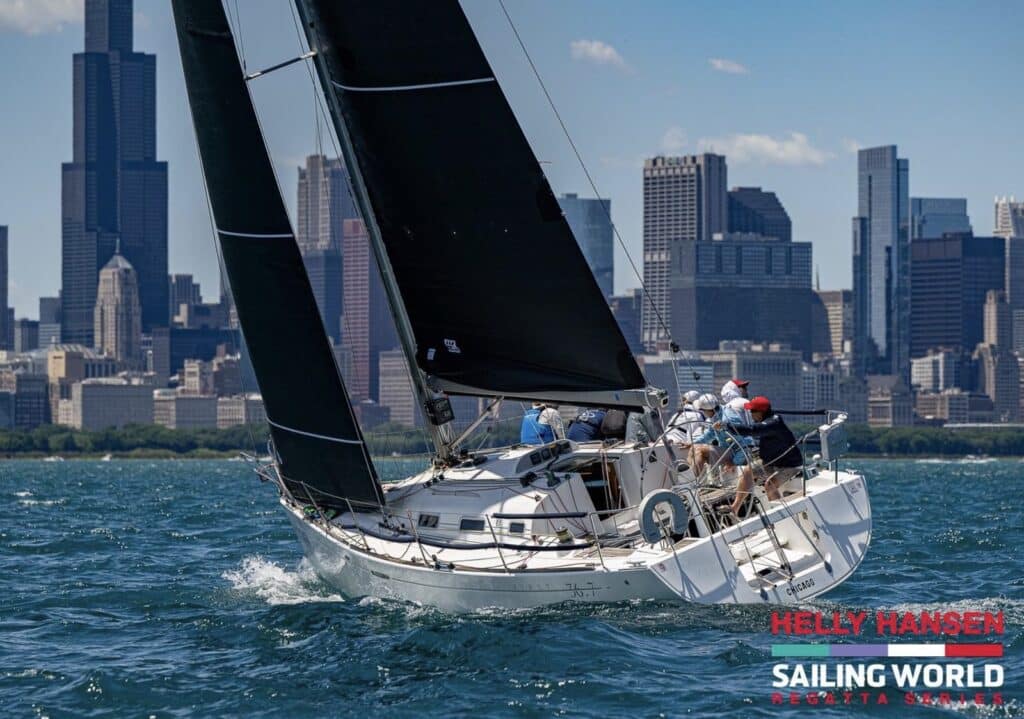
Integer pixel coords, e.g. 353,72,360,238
570,39,627,69
697,132,833,166
661,126,687,153
841,137,862,154
0,0,81,35
708,57,749,75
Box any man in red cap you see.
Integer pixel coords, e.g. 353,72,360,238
724,396,803,514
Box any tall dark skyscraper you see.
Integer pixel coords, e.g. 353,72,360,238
727,187,792,243
910,233,1004,358
669,235,819,358
642,154,727,350
852,145,909,379
558,193,613,298
61,0,168,346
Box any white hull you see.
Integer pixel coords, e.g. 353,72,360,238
285,469,871,612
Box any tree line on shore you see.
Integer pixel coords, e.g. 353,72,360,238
0,421,1021,458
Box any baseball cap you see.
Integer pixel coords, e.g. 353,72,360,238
732,378,750,388
744,396,771,412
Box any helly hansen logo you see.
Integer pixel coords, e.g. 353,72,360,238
444,339,461,354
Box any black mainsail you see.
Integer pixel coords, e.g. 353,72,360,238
172,0,382,508
295,1,649,406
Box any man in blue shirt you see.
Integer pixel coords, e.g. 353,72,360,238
520,402,555,445
567,408,607,442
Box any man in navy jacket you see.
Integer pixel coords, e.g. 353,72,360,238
725,396,804,514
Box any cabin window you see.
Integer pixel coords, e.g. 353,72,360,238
417,514,439,528
459,518,486,532
509,522,525,534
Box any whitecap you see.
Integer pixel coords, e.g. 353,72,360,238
222,556,343,606
908,696,1021,718
14,490,32,497
356,594,436,619
18,498,65,507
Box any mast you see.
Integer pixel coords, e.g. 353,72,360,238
294,0,458,462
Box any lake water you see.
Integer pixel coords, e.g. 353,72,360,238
1,458,1021,717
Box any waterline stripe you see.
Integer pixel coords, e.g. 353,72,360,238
331,77,495,93
267,419,363,446
771,643,1003,658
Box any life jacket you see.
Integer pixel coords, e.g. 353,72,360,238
567,409,606,442
520,407,554,445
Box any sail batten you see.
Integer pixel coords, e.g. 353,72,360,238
172,0,383,509
331,77,496,93
297,0,646,401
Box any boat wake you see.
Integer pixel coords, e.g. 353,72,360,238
222,556,344,606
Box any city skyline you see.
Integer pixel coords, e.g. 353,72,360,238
1,1,1022,318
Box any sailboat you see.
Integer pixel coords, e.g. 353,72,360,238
172,0,871,612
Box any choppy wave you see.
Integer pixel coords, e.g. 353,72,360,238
222,555,344,606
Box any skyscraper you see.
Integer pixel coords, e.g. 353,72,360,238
94,251,142,364
669,235,817,357
303,248,343,343
642,154,727,349
975,290,1020,421
62,0,167,345
39,296,62,348
609,289,643,355
910,198,971,240
0,227,9,350
168,274,201,321
852,145,910,379
295,155,354,253
995,196,1024,238
994,196,1024,345
558,193,613,297
909,233,1004,358
727,187,792,243
816,289,854,356
296,156,352,344
341,219,398,401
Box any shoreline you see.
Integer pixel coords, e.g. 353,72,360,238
2,452,1020,461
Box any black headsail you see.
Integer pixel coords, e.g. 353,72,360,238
295,1,650,408
171,0,383,509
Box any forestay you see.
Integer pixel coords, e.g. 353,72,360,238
295,0,647,400
172,0,383,508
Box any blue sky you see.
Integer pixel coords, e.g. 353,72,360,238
0,0,1021,318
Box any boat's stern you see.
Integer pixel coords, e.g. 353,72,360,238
644,469,871,604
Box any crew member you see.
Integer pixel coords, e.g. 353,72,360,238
664,390,702,444
520,402,554,445
726,395,803,512
567,407,607,442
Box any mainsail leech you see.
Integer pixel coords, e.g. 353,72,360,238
172,0,383,509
